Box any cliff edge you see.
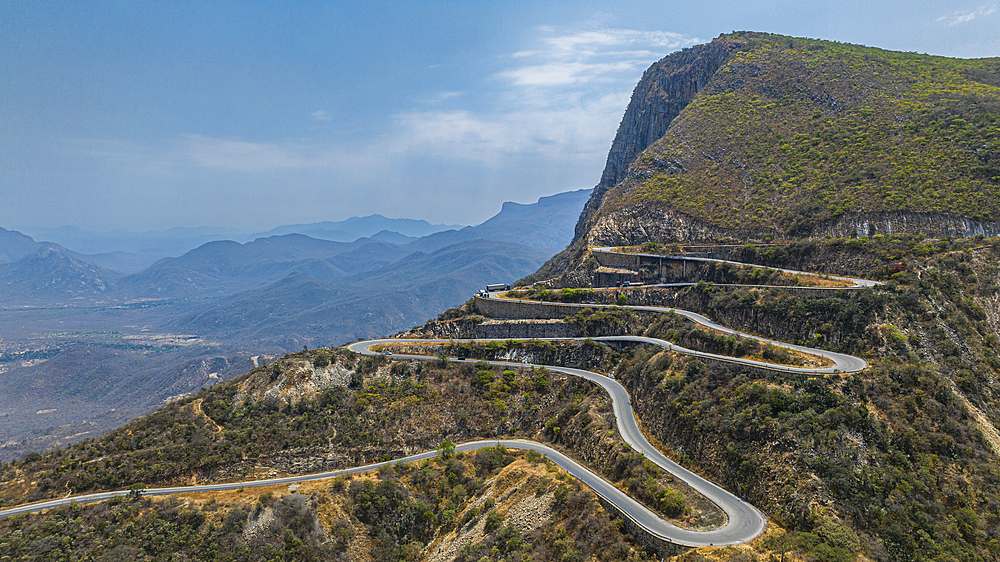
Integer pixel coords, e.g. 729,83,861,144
532,31,1000,284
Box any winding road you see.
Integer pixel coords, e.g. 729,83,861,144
347,340,768,547
0,249,878,550
590,247,882,288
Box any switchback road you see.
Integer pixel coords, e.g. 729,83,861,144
2,247,877,549
348,340,768,547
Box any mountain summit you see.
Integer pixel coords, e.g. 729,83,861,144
569,32,1000,252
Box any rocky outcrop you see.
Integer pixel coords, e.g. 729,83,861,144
573,36,746,242
397,316,485,339
585,202,773,246
814,211,1000,239
586,205,1000,247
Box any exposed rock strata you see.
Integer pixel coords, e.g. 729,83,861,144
814,212,1000,240
586,204,1000,247
585,202,769,246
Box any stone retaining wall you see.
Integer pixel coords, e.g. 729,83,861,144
593,267,640,287
592,249,716,285
474,320,577,339
594,496,690,558
591,249,641,269
475,296,580,320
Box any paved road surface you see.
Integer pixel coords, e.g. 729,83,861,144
348,340,769,547
590,246,882,288
483,298,868,374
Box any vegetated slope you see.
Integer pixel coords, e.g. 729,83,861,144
534,32,1000,283
0,349,605,504
601,32,1000,242
573,38,743,242
0,450,647,562
601,237,1000,561
485,234,1000,560
0,347,696,560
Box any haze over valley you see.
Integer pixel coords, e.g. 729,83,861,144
0,188,590,459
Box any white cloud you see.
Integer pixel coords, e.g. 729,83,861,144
937,4,996,25
436,91,463,101
501,61,637,87
176,134,392,174
420,91,464,104
311,110,331,120
390,90,630,166
390,27,698,164
502,28,699,87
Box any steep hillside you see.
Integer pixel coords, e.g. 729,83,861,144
0,449,648,562
489,236,1000,560
536,32,1000,284
0,347,722,560
573,38,745,242
615,239,1000,561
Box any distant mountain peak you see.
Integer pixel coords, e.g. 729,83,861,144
406,188,593,253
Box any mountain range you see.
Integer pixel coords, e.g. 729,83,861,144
0,188,589,459
15,215,466,273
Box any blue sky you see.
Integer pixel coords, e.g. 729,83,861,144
3,1,998,232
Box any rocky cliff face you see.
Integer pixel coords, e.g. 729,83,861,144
584,201,763,246
573,36,746,242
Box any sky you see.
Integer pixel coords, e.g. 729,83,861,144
2,1,999,232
